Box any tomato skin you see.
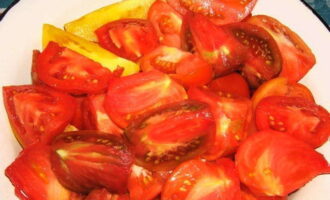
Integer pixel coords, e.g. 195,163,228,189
96,19,159,61
3,85,76,147
50,131,134,194
247,15,316,82
162,158,241,200
105,70,187,128
36,42,112,95
85,188,129,200
255,96,330,148
126,100,215,171
236,130,329,197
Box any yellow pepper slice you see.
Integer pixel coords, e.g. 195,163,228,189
64,0,156,42
42,24,140,76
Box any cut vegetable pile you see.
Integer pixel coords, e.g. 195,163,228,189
3,0,330,200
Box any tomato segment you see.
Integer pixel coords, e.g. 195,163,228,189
96,19,159,61
3,85,76,147
85,188,129,200
126,100,215,171
255,96,330,148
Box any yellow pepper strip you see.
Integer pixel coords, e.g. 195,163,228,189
42,24,140,76
64,0,156,42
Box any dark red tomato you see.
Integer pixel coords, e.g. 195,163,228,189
31,50,43,85
83,94,123,135
255,96,330,148
188,87,252,160
50,131,134,194
162,158,241,200
105,70,187,128
188,14,248,76
208,73,250,98
236,130,329,197
5,144,85,200
224,22,282,88
36,42,112,95
85,188,129,200
247,15,316,82
252,77,314,110
2,85,76,147
96,19,159,61
148,0,184,48
126,100,215,171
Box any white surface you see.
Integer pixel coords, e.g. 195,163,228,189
0,0,329,199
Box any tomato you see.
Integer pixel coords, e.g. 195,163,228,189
208,73,250,98
85,188,129,200
50,131,134,194
31,50,42,85
188,14,248,76
5,144,84,200
247,15,316,82
224,22,282,88
162,158,241,200
105,70,187,128
188,87,252,160
37,42,112,95
148,0,184,48
96,19,159,61
252,77,314,110
83,94,123,135
71,97,85,130
236,130,329,197
2,85,76,147
241,186,287,200
126,100,215,171
255,96,330,148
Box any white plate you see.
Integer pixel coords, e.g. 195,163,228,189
0,0,329,199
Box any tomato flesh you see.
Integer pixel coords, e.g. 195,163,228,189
85,188,129,200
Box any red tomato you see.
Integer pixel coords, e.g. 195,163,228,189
96,19,159,61
50,131,134,194
241,186,287,200
5,144,84,200
36,42,112,95
224,22,282,88
83,93,123,135
148,0,184,48
255,96,330,148
188,14,248,76
247,15,316,82
126,100,215,171
162,158,241,200
188,87,252,159
3,85,76,147
208,73,250,98
31,50,43,85
104,70,187,128
85,188,129,200
71,96,85,130
236,130,330,197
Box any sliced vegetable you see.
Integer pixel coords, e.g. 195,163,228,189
85,188,129,200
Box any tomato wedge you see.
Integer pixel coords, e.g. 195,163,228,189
3,85,76,147
96,19,159,61
105,70,187,128
85,188,129,200
236,130,330,197
162,158,241,200
126,100,215,171
241,186,287,200
247,15,316,82
255,96,330,148
5,144,84,200
31,50,42,85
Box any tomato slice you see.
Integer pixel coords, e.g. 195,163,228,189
188,14,248,76
208,73,250,98
83,94,123,135
247,15,316,82
5,144,84,200
241,186,287,200
255,96,330,148
105,70,187,128
224,22,282,88
70,96,85,130
148,0,184,48
50,131,134,194
162,158,241,200
188,87,252,159
85,188,129,200
3,85,76,147
236,130,330,197
96,19,159,61
126,100,215,171
31,50,42,85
